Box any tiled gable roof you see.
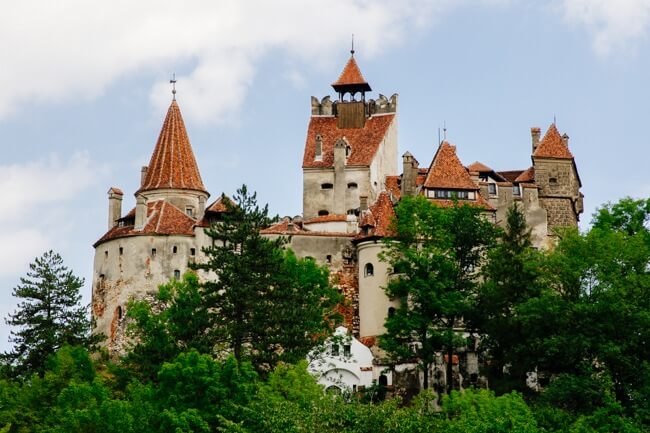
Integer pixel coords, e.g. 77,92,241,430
423,141,478,190
514,166,535,183
94,200,195,246
497,170,524,182
206,195,232,213
467,161,493,172
332,56,370,88
302,114,395,168
533,123,573,159
356,192,396,239
139,101,207,194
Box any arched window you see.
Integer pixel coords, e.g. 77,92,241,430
318,210,329,216
345,145,352,157
365,263,374,277
315,135,323,161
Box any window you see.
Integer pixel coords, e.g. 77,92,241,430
186,207,194,217
331,344,339,356
104,250,108,258
347,182,358,189
173,270,180,280
388,307,396,318
488,183,497,195
513,185,521,196
365,263,374,277
326,255,332,264
315,134,323,161
321,183,333,190
431,189,474,200
549,177,558,184
343,344,351,357
345,145,352,157
318,210,329,216
190,248,196,256
151,248,157,257
172,246,178,254
119,247,123,255
117,306,123,320
347,208,359,216
99,274,105,281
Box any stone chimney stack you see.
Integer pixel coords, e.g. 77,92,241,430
198,196,206,218
333,138,348,215
134,195,147,230
140,166,148,186
401,152,419,197
107,187,123,229
531,127,541,153
359,195,368,212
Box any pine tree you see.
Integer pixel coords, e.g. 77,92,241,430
2,250,93,377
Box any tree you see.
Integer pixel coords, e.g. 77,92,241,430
380,196,496,392
472,204,543,393
2,251,94,377
192,185,340,372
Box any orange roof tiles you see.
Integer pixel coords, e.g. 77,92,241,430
206,195,232,213
302,114,395,168
108,187,124,195
356,192,396,240
423,141,478,190
303,214,348,224
139,101,208,194
95,200,196,246
533,123,573,159
332,56,370,90
385,175,401,200
514,166,535,183
467,161,493,172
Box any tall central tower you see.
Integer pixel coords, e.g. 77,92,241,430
302,51,399,220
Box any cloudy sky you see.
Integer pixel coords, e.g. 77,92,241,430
1,0,649,350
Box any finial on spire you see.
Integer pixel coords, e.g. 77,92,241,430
170,73,177,101
351,34,355,56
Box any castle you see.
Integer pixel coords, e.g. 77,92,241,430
92,51,583,387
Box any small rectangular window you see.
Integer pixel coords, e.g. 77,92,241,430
104,250,108,258
488,183,497,195
190,248,196,256
174,270,180,280
513,185,521,196
331,344,339,357
343,344,351,357
172,246,178,254
119,247,123,255
151,248,157,257
186,207,194,217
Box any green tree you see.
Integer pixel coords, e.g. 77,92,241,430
2,251,94,377
380,196,496,392
192,186,340,372
473,204,543,393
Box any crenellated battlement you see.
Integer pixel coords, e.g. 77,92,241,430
311,93,398,116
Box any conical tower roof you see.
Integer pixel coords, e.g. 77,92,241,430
332,55,372,93
138,100,207,194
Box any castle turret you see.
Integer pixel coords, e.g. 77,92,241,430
107,187,123,229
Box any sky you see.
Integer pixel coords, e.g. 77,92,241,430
1,0,650,351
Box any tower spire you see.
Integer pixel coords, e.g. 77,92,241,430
351,34,355,56
170,73,177,101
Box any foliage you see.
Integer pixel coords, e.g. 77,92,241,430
192,185,340,372
1,251,95,377
380,196,496,391
473,204,543,393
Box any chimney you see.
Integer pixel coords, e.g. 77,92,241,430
107,187,123,229
562,133,570,148
333,138,347,215
401,152,419,197
531,127,541,153
198,195,206,217
140,166,148,187
359,195,369,212
134,195,147,230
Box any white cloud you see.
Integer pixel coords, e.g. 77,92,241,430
0,153,105,277
0,0,474,124
559,0,650,56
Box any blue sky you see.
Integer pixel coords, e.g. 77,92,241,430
1,0,649,351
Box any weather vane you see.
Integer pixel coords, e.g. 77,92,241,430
170,73,177,100
351,34,355,56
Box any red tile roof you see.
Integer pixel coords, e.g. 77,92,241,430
108,187,124,195
423,141,478,190
497,170,523,182
332,56,370,89
515,166,535,183
94,200,196,246
356,192,396,240
467,161,493,172
206,195,232,213
302,114,395,168
385,175,401,200
303,214,348,224
138,101,208,194
533,123,573,159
